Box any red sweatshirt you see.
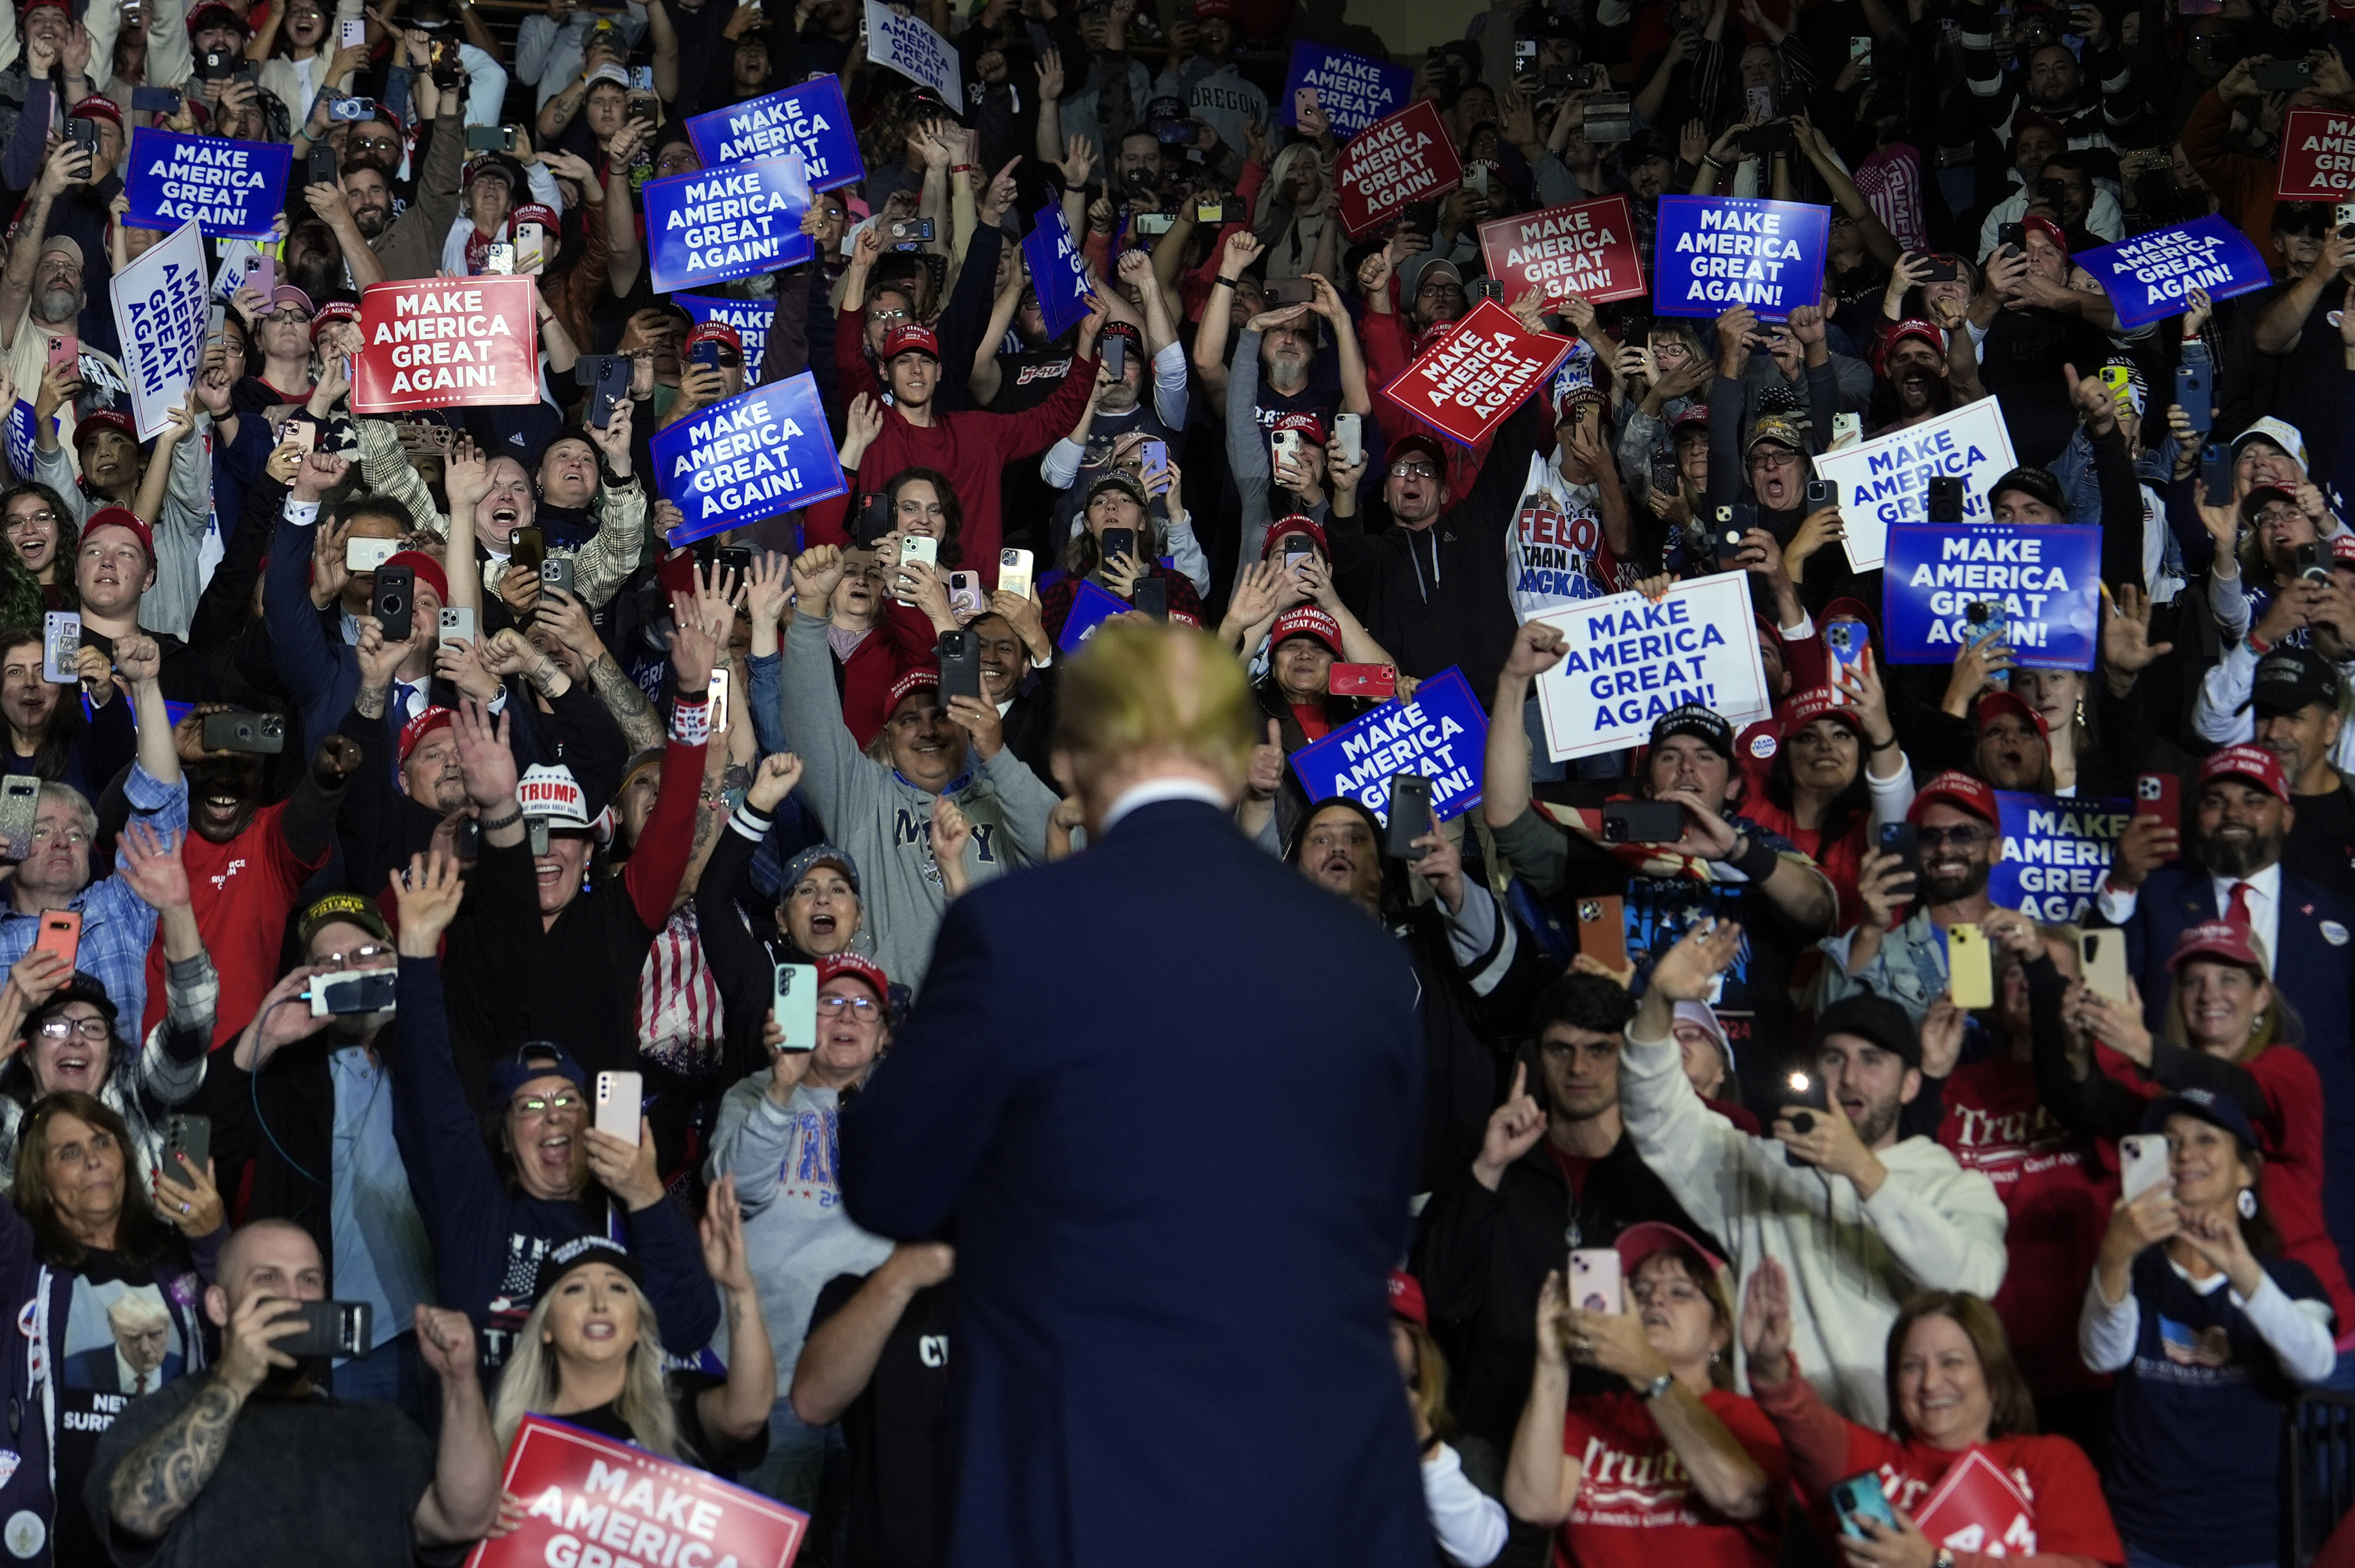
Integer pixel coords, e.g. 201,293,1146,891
143,802,326,1046
787,492,941,747
1752,1369,2122,1567
845,362,1099,589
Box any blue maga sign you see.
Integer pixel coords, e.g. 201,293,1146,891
1279,42,1414,139
650,372,843,544
1882,523,2101,671
2078,215,2269,334
684,76,864,191
1651,195,1829,321
1022,202,1094,343
646,154,811,294
1290,667,1487,827
677,293,772,382
6,402,39,481
1989,791,2129,922
1056,578,1132,654
125,128,289,239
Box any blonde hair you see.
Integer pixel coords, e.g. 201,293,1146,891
491,1275,684,1461
1053,619,1255,795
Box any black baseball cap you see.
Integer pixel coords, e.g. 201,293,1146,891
1815,993,1920,1069
2247,645,2343,717
531,1235,645,1305
1651,704,1735,758
1988,465,2066,513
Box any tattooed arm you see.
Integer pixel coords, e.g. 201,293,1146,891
586,652,665,753
107,1290,308,1540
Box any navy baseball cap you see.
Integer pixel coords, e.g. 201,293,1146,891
487,1040,586,1112
2142,1085,2259,1148
531,1235,645,1305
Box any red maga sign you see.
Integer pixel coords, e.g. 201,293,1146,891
1478,195,1647,307
353,276,541,414
1335,100,1463,239
1378,298,1571,447
2279,108,2355,199
467,1415,808,1568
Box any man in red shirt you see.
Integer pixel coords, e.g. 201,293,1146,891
851,312,1103,586
139,727,362,1046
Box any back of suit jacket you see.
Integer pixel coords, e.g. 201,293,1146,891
842,799,1431,1568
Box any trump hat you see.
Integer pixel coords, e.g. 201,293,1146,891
1387,1270,1428,1327
397,706,454,764
1269,605,1344,657
1908,768,1998,825
2200,742,2289,802
816,952,889,1002
517,763,594,828
881,323,940,362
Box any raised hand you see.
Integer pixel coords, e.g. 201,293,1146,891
390,849,466,956
1739,1255,1794,1383
1473,1060,1545,1188
449,699,516,810
115,821,191,912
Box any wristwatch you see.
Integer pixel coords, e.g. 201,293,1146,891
1639,1371,1675,1402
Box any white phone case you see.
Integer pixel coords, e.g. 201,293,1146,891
1568,1248,1623,1316
593,1071,642,1143
2119,1133,2170,1200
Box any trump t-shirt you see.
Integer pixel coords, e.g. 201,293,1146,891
1508,455,1635,622
1555,1388,1788,1568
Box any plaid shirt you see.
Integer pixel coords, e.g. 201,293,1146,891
0,763,189,1028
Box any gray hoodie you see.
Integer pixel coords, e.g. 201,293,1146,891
780,610,1060,989
704,1072,893,1392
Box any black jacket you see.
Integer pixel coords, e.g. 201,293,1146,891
1413,1128,1722,1450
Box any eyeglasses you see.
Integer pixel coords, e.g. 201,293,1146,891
866,306,910,323
1389,460,1437,480
1917,824,1992,849
816,994,879,1016
512,1092,581,1114
6,510,56,531
314,943,393,969
28,825,86,847
37,1017,109,1042
264,310,312,326
351,134,399,154
1750,447,1803,470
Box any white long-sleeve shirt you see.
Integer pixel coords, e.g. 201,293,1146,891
2192,636,2355,771
1619,1023,2009,1427
2080,1264,2334,1384
1423,1443,1507,1567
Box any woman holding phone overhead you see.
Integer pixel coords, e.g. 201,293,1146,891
1504,1223,1788,1568
1742,1257,2124,1568
2082,1088,2334,1568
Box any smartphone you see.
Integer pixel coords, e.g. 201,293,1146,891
438,606,476,648
1650,452,1681,495
509,525,546,572
279,1300,373,1360
1334,412,1362,467
163,1112,210,1179
1100,526,1137,565
306,966,393,1015
44,334,76,376
2255,56,2315,90
64,117,95,166
2079,928,2132,1006
1601,800,1685,843
588,353,631,431
1385,774,1433,858
1926,475,1965,523
201,710,285,754
707,667,730,732
307,141,337,187
999,547,1034,601
1269,429,1303,475
247,256,277,299
345,536,397,572
938,628,982,700
131,85,181,113
1878,820,1919,883
452,816,482,859
1824,620,1866,694
896,533,938,604
593,1070,642,1143
514,222,547,275
2176,362,2213,435
1946,922,1994,1010
340,16,367,46
2197,442,2231,501
2119,1131,2172,1200
1329,663,1398,698
1806,478,1835,508
0,776,36,862
1919,256,1960,283
1832,1473,1902,1540
1195,196,1225,223
1575,895,1628,970
1134,212,1175,236
1132,577,1168,620
1782,1065,1832,1113
372,564,415,642
2134,771,2180,845
1568,1248,1624,1315
40,610,78,683
1265,278,1317,306
1849,33,1873,74
1715,504,1751,568
1103,335,1125,379
465,123,516,151
1996,221,2026,258
33,909,80,973
1137,437,1169,486
773,962,818,1050
1832,411,1862,447
484,243,515,275
540,556,576,597
1283,534,1318,569
947,569,986,620
1746,84,1773,118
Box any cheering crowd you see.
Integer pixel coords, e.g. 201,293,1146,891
0,0,2349,1557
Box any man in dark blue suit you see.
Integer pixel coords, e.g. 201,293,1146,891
2094,743,2355,1289
840,618,1433,1568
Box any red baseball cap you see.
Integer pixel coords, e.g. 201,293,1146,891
1261,514,1328,559
1908,768,1999,825
2021,214,2069,257
684,320,743,355
508,202,559,233
384,551,448,603
74,409,135,447
1876,317,1945,372
888,667,941,709
1269,605,1344,658
310,298,360,342
2333,533,2355,568
816,952,890,1002
881,323,939,362
1272,410,1326,445
1781,686,1863,737
2171,919,2268,973
2200,741,2290,802
82,504,152,564
67,95,120,128
397,706,453,764
1975,689,2049,739
1387,1270,1428,1327
1614,1219,1728,1277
